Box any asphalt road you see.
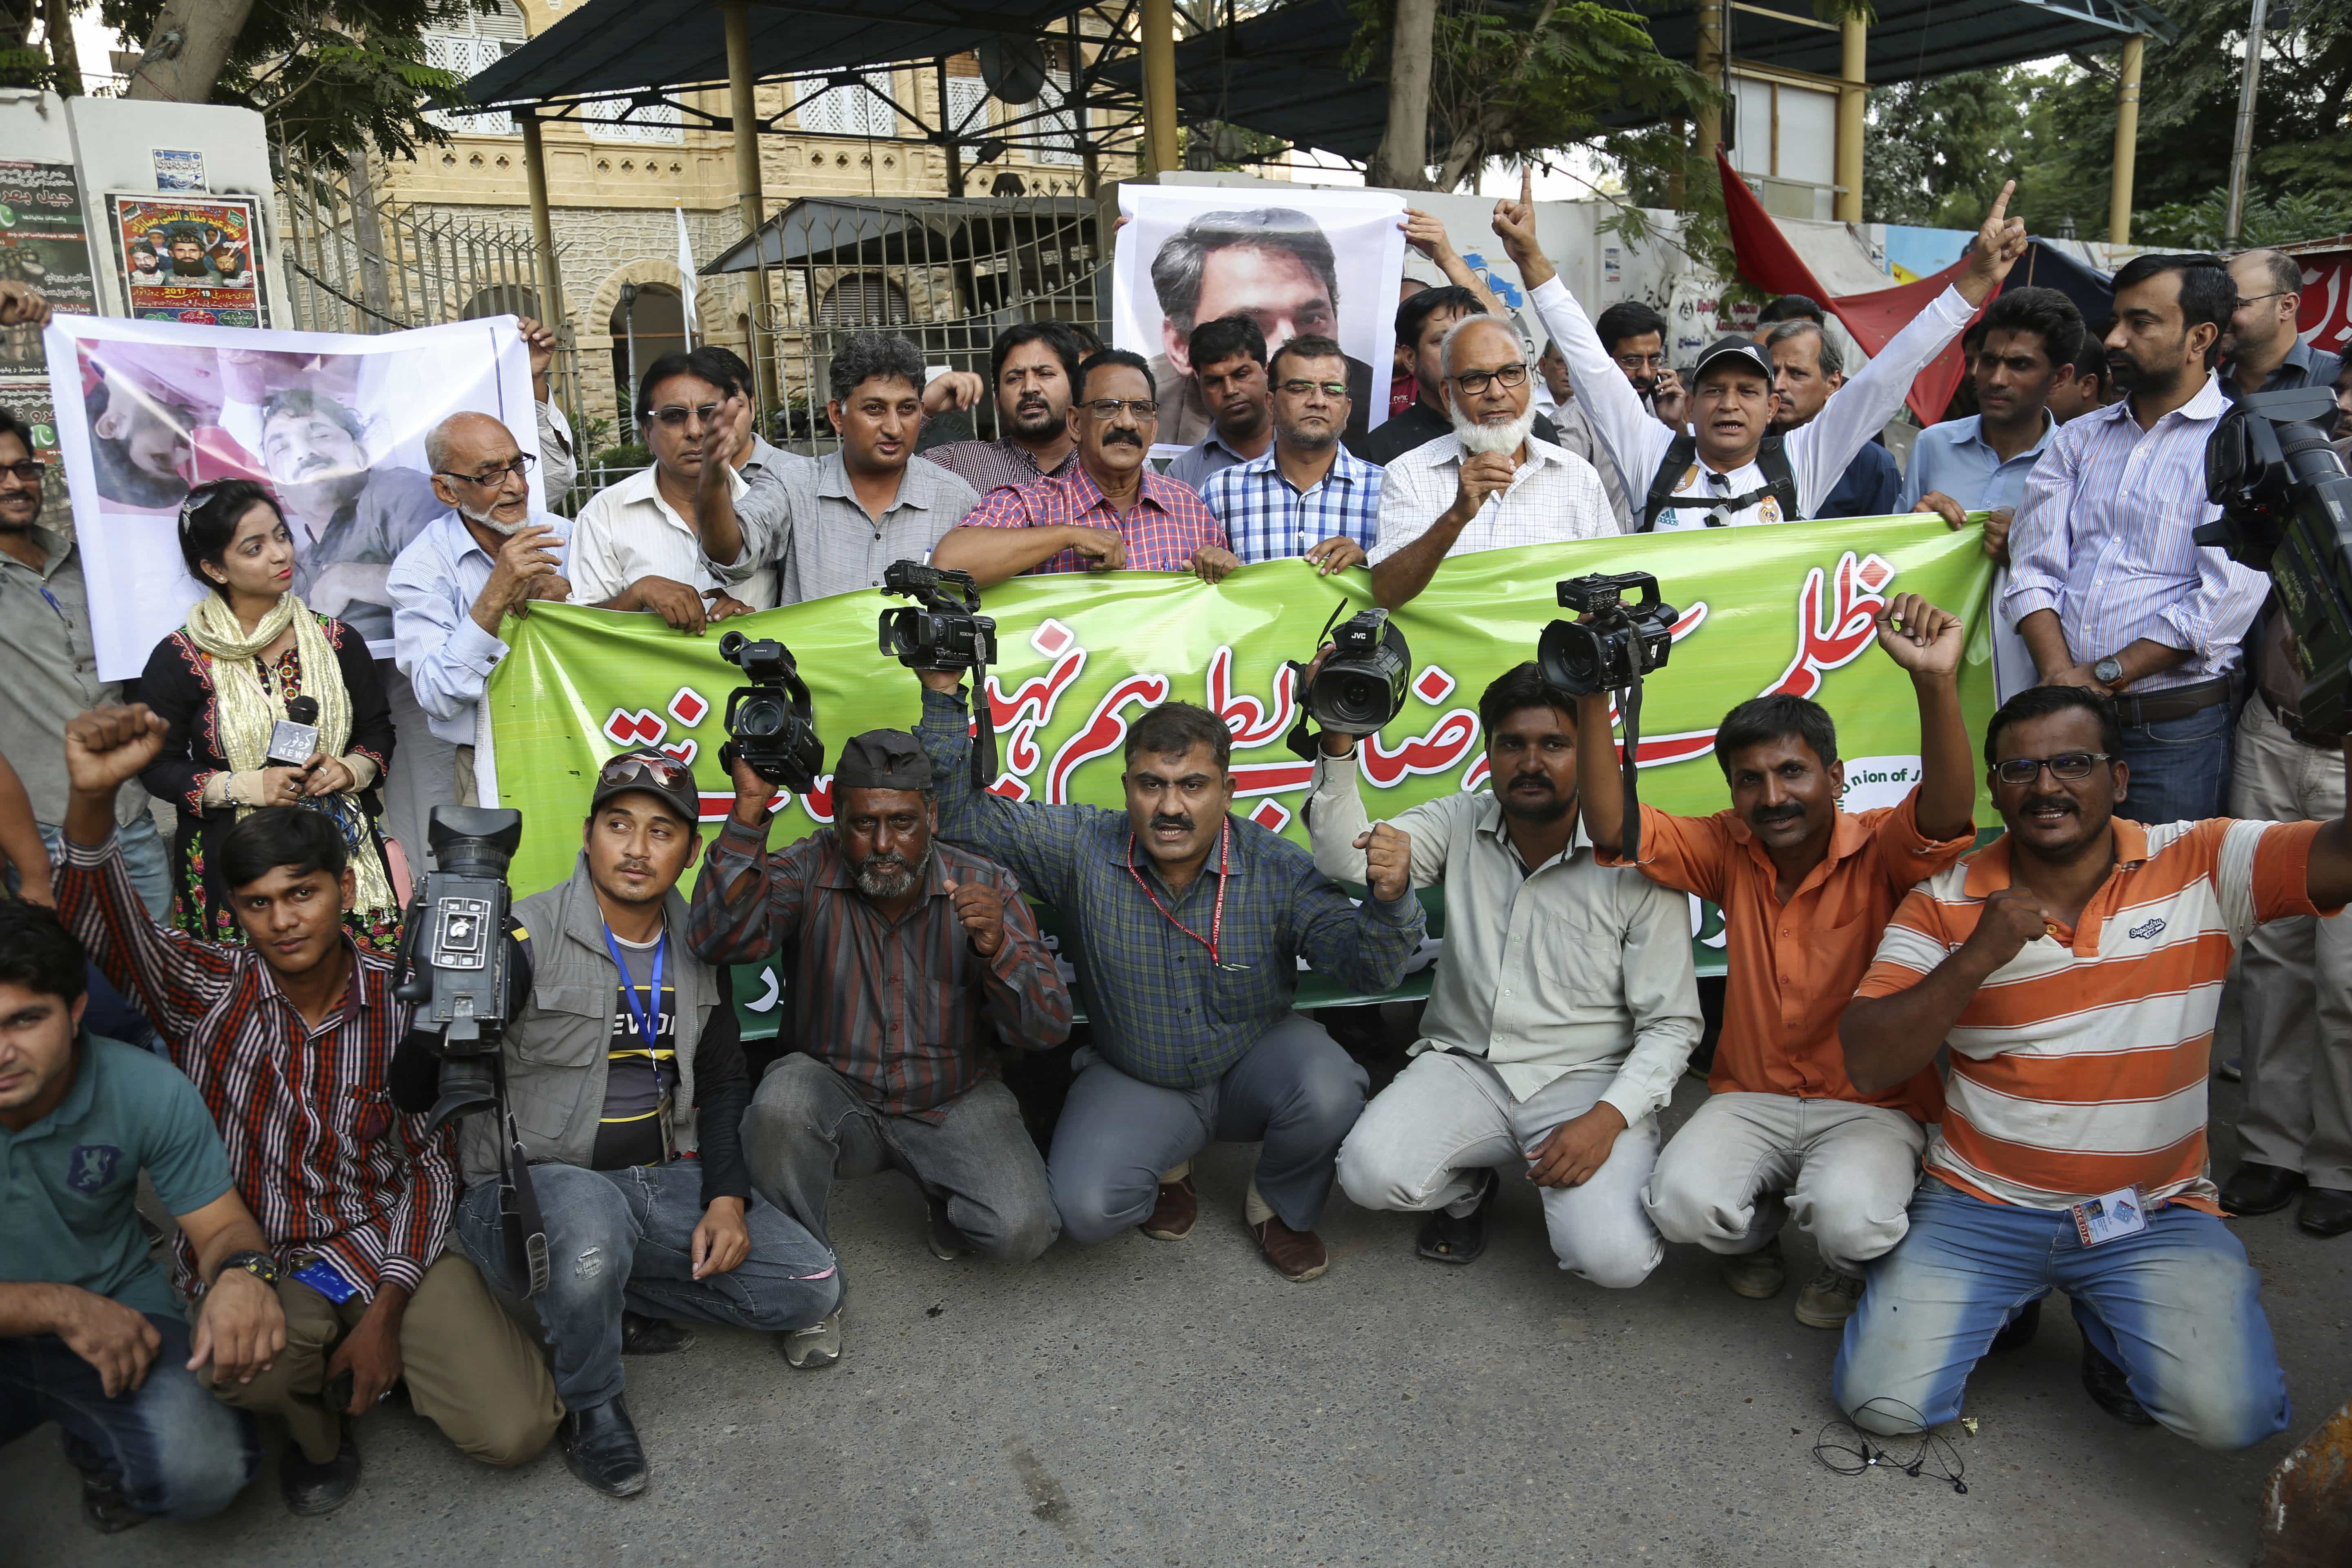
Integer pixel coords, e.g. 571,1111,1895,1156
12,1007,2346,1567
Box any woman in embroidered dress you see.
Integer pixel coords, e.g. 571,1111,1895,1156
135,478,403,952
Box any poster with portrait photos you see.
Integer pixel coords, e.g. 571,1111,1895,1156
105,193,273,328
41,312,542,678
1114,184,1405,459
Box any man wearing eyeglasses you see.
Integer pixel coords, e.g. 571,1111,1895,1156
1365,313,1614,610
388,413,573,808
1198,335,1382,573
1835,683,2352,1450
933,348,1237,588
1590,301,1687,431
2219,249,2340,403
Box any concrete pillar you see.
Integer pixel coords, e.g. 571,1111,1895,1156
1695,0,1725,161
1142,0,1178,176
1835,18,1865,223
723,0,775,413
2108,34,2144,245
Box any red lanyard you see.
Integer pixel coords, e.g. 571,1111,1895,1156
1127,820,1229,969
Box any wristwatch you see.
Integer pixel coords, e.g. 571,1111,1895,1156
216,1249,281,1289
2092,656,2125,686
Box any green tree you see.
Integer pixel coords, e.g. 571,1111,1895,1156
1863,67,2047,229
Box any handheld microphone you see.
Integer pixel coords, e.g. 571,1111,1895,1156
267,695,323,769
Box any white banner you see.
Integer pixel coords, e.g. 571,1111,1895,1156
1113,184,1405,460
41,313,540,680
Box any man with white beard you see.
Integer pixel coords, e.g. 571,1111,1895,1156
388,412,573,806
1367,312,1616,609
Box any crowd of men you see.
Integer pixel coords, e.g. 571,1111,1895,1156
2,180,2350,1531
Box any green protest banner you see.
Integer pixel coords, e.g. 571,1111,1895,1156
482,514,2000,971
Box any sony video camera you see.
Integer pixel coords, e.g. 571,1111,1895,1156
879,560,998,672
2195,386,2352,735
391,808,523,1140
717,629,823,792
1538,572,1679,697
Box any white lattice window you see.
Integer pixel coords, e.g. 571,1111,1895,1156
797,71,897,138
423,32,516,136
943,76,990,140
581,98,684,144
1032,72,1081,167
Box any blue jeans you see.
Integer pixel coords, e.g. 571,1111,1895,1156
2116,697,2235,825
1833,1179,2291,1450
455,1161,840,1410
24,818,169,1051
0,1311,261,1519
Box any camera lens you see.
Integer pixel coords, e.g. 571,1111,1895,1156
735,693,786,739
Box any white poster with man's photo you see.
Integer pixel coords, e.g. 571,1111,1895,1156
1114,184,1405,460
41,312,541,679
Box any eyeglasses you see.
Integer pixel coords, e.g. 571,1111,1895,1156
648,401,722,428
600,753,691,791
1615,351,1668,371
1448,363,1529,395
1277,379,1350,399
2235,291,2293,310
1080,397,1159,421
435,452,536,488
1992,751,2114,786
0,459,41,483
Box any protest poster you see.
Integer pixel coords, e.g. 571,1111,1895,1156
0,160,98,372
1114,184,1405,459
482,514,2000,986
105,194,272,327
42,312,542,677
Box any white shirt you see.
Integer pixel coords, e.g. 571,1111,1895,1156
1527,274,1974,530
387,508,574,746
569,463,775,611
1367,430,1615,568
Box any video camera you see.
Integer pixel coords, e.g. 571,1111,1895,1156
1537,572,1680,859
2195,387,2352,734
1284,604,1410,759
717,629,824,793
879,559,1000,786
391,807,547,1293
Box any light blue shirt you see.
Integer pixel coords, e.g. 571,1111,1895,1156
1899,412,2057,516
1164,430,1260,493
387,509,573,746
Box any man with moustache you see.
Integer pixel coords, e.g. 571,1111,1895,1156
918,322,1089,496
1574,595,1976,1329
386,412,572,806
689,730,1071,1316
1197,334,1382,572
932,349,1236,588
1494,171,2025,534
1365,312,1614,611
2005,254,2270,825
1835,684,2351,1448
695,332,978,607
911,669,1425,1281
1349,286,1570,467
255,390,447,646
1316,664,1699,1281
1591,300,1688,431
1164,316,1273,492
1758,321,1902,520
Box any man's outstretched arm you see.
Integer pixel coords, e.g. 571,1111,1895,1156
1873,592,1974,842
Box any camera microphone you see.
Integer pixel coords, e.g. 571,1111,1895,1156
267,695,323,769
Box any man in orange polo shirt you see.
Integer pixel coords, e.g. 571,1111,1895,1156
1574,591,1974,1327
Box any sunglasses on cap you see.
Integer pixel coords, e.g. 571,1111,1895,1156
599,753,692,791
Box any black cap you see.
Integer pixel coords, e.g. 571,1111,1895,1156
834,729,930,792
1690,334,1775,386
590,748,701,824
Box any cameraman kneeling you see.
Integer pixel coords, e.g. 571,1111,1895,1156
432,751,840,1497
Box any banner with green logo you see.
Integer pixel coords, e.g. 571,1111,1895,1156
482,513,1998,966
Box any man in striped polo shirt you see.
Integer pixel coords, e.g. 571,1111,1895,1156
1837,685,2352,1449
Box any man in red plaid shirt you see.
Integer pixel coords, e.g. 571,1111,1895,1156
54,705,559,1517
932,348,1241,588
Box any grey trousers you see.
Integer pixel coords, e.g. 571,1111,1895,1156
1644,1091,1926,1274
743,1054,1060,1262
376,660,459,861
2230,696,2352,1190
1336,1050,1664,1288
1048,1014,1370,1243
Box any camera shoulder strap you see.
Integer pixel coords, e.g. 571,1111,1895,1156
1638,434,1802,532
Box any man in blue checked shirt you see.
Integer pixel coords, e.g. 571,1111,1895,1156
913,668,1424,1282
1197,335,1383,574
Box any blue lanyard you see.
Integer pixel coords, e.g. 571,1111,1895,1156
600,925,666,1093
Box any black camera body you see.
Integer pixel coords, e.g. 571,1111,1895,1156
392,808,523,1137
717,629,823,792
1539,572,1679,697
1305,608,1410,736
2195,387,2352,734
879,560,998,673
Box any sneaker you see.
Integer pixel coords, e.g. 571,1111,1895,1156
1720,1235,1786,1299
78,1472,150,1535
927,1195,973,1261
782,1309,842,1370
1794,1264,1866,1328
621,1310,694,1355
1140,1174,1197,1241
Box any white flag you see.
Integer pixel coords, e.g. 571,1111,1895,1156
676,207,697,349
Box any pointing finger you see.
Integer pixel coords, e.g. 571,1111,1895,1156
1520,165,1532,205
1988,179,2015,227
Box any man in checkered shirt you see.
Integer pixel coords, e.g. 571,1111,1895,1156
1198,334,1382,574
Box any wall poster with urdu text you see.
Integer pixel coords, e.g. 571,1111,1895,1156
105,193,272,328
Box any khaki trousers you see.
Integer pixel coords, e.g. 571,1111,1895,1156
453,743,479,808
207,1252,560,1466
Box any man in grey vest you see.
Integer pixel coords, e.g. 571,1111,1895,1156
441,751,840,1498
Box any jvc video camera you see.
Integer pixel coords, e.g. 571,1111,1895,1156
1284,604,1411,758
879,560,998,672
717,629,823,792
2195,386,2352,734
1539,572,1679,697
391,808,523,1138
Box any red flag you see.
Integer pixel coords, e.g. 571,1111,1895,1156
1715,148,1990,426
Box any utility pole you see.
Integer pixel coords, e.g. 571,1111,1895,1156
2107,34,2144,245
2223,0,2270,246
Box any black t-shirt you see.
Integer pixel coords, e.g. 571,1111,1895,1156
593,929,674,1170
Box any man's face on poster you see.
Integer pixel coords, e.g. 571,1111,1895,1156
94,379,194,484
1163,243,1338,378
262,402,368,520
169,238,208,276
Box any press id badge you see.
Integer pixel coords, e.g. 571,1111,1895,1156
292,1258,361,1304
2071,1187,2152,1247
